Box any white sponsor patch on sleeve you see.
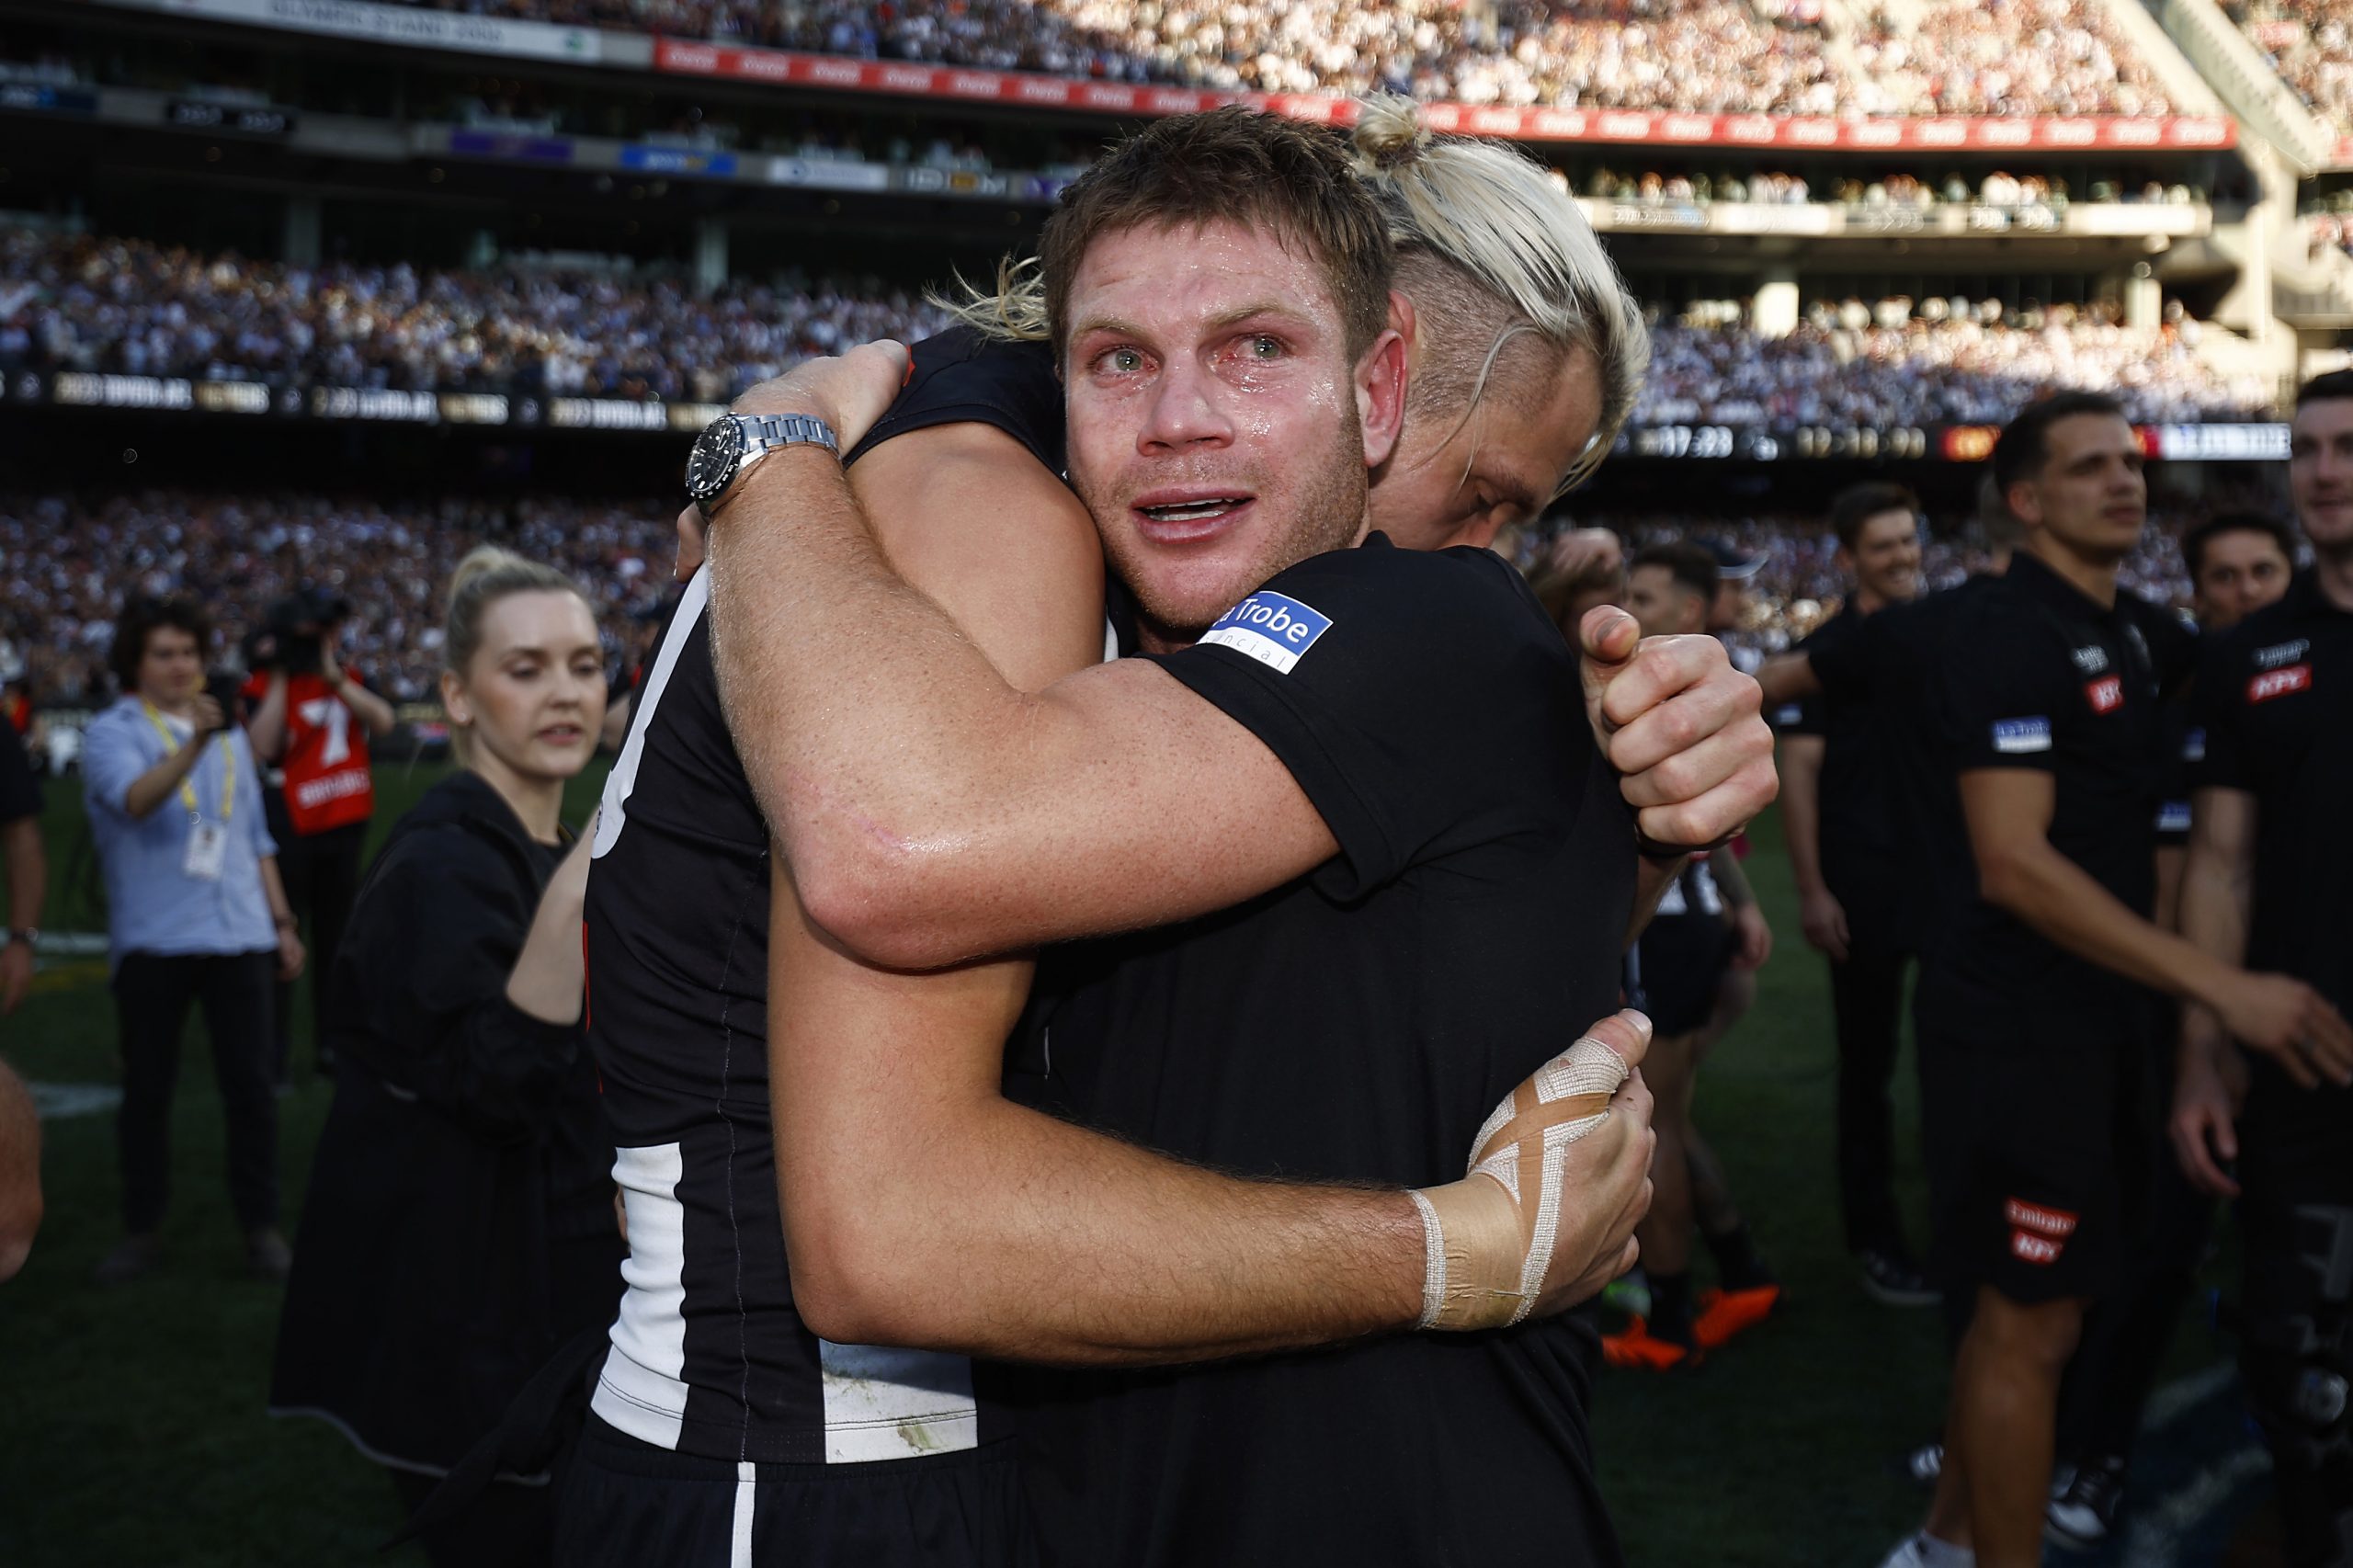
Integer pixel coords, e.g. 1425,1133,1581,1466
1993,717,2052,755
1199,590,1332,675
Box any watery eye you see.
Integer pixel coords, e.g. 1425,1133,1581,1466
1250,335,1282,358
1101,347,1142,374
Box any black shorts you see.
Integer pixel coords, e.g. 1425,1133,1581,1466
1631,911,1733,1036
554,1415,1040,1568
1918,1027,2155,1305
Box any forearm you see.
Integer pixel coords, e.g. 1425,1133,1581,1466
506,878,589,1026
247,677,290,761
4,820,43,932
2177,838,2250,1054
121,744,204,821
335,676,397,737
1709,844,1756,908
1629,855,1684,946
1755,653,1820,708
0,1054,39,1281
1778,743,1827,897
1984,841,2234,1010
771,885,1423,1364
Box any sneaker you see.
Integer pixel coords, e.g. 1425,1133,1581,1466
1900,1438,1944,1486
93,1233,161,1286
1876,1537,1929,1568
1600,1269,1652,1320
1600,1316,1697,1370
2045,1454,2126,1550
1878,1533,1972,1568
244,1227,293,1282
1859,1247,1940,1307
1693,1282,1781,1348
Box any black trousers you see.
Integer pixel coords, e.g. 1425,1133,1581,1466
2237,1080,2353,1567
269,817,369,1077
114,949,278,1234
2057,1116,2213,1464
1829,944,1913,1255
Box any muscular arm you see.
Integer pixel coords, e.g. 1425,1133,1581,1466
1957,770,2347,1076
770,426,1424,1361
709,440,1335,971
2176,787,2254,1065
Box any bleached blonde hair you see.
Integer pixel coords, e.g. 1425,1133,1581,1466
1349,96,1648,495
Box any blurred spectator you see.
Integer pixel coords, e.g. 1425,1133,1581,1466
244,589,400,1083
271,547,618,1565
2234,0,2353,136
80,595,304,1287
1851,0,2172,116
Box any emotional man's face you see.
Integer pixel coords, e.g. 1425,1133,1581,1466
1062,219,1403,650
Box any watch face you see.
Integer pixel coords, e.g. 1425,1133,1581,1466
686,417,744,503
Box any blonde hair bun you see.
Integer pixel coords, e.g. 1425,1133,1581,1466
1351,97,1431,172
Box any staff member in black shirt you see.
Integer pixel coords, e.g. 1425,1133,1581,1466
1882,394,2348,1568
271,547,620,1567
2046,507,2297,1547
1779,482,1934,1307
2174,371,2353,1566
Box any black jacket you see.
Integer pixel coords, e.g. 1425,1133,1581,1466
270,770,619,1474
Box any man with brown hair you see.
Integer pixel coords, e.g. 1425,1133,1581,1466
694,107,1771,1566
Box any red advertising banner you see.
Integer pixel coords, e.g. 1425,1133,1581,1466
654,39,2237,153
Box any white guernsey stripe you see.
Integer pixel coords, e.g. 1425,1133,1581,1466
594,569,710,860
730,1461,756,1568
593,1142,692,1449
817,1340,979,1463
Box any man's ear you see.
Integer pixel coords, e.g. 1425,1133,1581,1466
1357,324,1409,472
2005,478,2044,530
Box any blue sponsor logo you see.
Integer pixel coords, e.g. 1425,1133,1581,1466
1992,717,2052,755
1199,590,1331,674
620,144,738,177
2182,726,2206,763
2156,801,2193,835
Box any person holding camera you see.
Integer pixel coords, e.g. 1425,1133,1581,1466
244,588,396,1080
81,596,304,1286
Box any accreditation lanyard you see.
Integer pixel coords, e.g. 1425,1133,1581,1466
142,701,235,826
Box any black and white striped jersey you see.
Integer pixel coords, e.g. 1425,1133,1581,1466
582,327,1063,1466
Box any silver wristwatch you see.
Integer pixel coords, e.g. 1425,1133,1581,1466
685,412,841,521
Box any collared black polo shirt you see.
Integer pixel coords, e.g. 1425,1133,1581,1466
994,534,1634,1568
2188,570,2353,1017
1919,551,2196,1041
1782,600,1919,948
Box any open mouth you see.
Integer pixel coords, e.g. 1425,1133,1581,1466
1136,496,1251,525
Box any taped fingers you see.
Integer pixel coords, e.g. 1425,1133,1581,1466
1413,1016,1650,1332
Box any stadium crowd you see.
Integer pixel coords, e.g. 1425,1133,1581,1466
377,0,2181,119
1,488,2214,716
2232,0,2353,136
1639,296,2274,428
0,492,678,710
0,233,2274,423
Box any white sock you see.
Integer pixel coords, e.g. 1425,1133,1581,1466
1915,1533,1974,1568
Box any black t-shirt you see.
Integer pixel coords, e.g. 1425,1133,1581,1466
993,535,1634,1568
582,324,1067,1464
2189,571,2351,1018
1805,576,1997,955
1920,552,2197,1042
0,718,40,825
1783,603,1913,934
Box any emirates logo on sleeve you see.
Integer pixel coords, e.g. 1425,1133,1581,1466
2248,665,2313,704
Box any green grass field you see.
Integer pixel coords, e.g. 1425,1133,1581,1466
0,766,2248,1566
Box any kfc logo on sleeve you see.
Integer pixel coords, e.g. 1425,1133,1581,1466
2248,664,2313,704
2005,1198,2077,1266
2084,676,2123,714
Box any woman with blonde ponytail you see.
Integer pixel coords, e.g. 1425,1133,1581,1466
273,546,620,1567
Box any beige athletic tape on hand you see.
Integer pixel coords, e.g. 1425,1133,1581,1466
1408,1035,1631,1332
